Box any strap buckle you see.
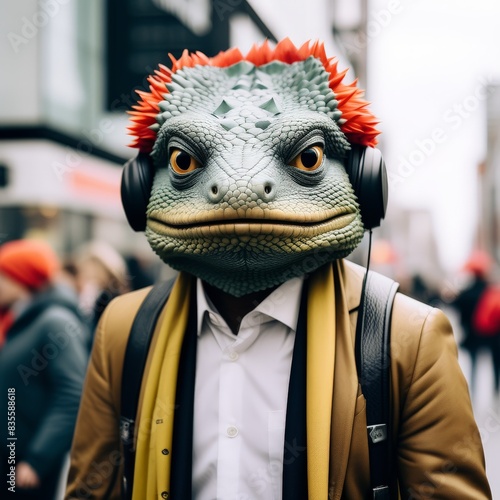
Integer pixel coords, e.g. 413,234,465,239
367,423,387,444
373,485,390,499
120,417,135,446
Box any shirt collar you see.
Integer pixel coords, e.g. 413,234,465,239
252,276,304,331
196,276,305,336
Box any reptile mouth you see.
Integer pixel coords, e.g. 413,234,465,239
147,209,357,239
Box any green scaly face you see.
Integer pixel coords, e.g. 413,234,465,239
145,57,364,296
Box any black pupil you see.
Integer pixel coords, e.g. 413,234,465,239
176,152,192,170
301,148,318,168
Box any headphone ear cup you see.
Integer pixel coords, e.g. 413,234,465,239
345,145,388,230
121,152,155,232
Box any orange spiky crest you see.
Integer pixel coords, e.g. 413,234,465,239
128,38,380,152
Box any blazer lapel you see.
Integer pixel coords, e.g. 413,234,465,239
328,322,359,499
328,259,365,499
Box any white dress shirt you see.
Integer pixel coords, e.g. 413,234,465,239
192,276,304,500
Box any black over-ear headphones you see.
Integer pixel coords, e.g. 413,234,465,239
121,145,388,232
345,144,388,231
121,152,155,232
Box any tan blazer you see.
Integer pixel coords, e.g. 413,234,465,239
65,261,491,499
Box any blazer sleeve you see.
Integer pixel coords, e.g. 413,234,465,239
65,298,128,500
394,301,491,498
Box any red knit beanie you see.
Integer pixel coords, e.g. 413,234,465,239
0,239,60,290
463,249,492,278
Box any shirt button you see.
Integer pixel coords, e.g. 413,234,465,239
226,426,238,438
228,351,239,361
161,449,169,455
161,492,169,499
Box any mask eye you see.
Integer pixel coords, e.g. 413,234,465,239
289,145,324,171
170,148,201,174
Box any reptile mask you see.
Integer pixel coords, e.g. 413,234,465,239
126,39,380,296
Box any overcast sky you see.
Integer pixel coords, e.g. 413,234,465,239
367,0,500,271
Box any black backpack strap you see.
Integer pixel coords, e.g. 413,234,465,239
355,270,399,499
120,278,176,500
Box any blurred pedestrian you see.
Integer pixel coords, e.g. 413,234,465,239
408,273,440,307
472,278,500,400
451,250,496,396
75,241,130,347
124,254,155,291
57,259,81,295
0,239,88,499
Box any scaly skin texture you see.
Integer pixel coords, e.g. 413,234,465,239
145,58,365,296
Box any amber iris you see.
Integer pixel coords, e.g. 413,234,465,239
170,148,201,174
290,145,324,171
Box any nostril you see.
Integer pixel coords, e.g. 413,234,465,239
208,182,225,203
250,179,276,201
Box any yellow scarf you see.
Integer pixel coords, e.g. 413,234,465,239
133,261,350,500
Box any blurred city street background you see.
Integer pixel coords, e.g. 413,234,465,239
1,0,500,497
